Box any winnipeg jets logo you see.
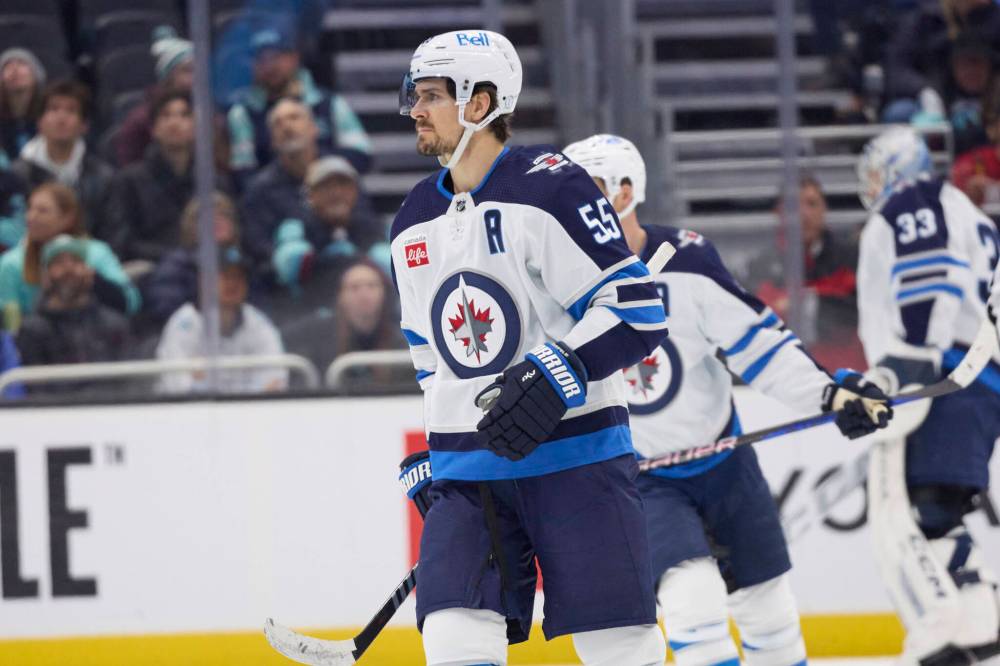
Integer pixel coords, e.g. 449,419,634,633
624,355,660,399
625,340,684,415
526,152,569,174
447,277,494,362
431,271,521,379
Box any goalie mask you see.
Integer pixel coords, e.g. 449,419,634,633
564,134,647,219
856,126,932,212
400,30,522,169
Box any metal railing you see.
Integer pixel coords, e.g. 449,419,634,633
0,354,320,395
325,350,414,391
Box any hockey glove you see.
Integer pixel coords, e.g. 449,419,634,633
822,369,894,440
398,450,433,519
474,342,587,461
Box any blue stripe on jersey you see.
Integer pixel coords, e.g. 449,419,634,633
891,255,970,277
607,304,667,325
567,261,651,321
724,312,780,356
943,346,1000,395
642,406,741,479
402,328,429,346
415,369,434,381
896,283,964,301
431,406,630,452
429,425,633,480
741,335,798,384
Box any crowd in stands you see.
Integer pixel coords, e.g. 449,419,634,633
0,1,401,398
3,0,1000,397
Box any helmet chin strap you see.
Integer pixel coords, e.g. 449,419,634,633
615,200,638,220
439,103,504,171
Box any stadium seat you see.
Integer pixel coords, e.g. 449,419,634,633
95,46,156,124
78,0,180,28
0,0,61,20
0,15,68,59
93,10,181,58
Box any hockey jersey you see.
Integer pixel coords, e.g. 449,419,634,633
857,178,1000,386
390,146,668,481
627,225,832,478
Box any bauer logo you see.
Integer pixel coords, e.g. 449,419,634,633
431,271,521,379
456,32,490,46
405,241,429,268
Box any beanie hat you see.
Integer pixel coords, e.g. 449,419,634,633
0,48,46,87
41,234,87,268
151,26,194,81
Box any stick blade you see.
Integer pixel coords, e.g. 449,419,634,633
947,319,999,389
264,618,358,666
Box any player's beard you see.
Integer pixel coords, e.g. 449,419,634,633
416,127,458,157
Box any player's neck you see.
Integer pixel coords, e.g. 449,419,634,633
447,135,505,194
620,211,646,256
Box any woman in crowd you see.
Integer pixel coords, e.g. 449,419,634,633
0,48,45,162
0,182,139,330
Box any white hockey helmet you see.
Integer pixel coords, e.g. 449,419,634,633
399,30,522,169
563,134,647,218
856,125,933,211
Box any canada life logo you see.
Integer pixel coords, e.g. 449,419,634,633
405,241,429,268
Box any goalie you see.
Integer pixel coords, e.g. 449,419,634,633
856,126,1000,665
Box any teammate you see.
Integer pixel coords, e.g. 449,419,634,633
562,134,893,666
391,32,670,665
855,126,1000,664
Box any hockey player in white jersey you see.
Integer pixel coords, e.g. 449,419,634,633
563,134,894,666
391,31,670,666
856,126,1000,665
990,262,1000,343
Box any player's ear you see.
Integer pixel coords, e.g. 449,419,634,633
466,89,492,124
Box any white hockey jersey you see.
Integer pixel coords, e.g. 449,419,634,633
857,178,1000,384
625,225,833,477
390,146,668,481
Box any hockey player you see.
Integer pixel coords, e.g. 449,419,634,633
855,126,1000,665
391,32,669,665
563,134,893,666
991,263,1000,342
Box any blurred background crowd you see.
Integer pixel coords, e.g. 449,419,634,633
0,0,997,399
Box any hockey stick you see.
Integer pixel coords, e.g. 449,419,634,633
639,319,999,473
264,565,417,666
264,243,678,664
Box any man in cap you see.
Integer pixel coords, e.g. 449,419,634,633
227,27,371,176
16,234,133,394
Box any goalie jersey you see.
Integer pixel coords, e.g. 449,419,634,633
626,225,832,477
390,146,668,481
857,178,1000,383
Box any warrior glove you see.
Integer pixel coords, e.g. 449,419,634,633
822,369,894,440
474,342,587,461
398,450,433,518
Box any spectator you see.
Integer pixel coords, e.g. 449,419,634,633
107,90,229,268
12,80,114,241
0,168,28,252
952,74,1000,205
239,97,318,274
0,48,45,161
743,176,863,367
156,245,288,394
273,155,389,290
114,26,194,167
141,191,242,332
936,32,994,153
16,235,132,395
227,27,371,176
281,257,404,383
0,183,140,331
0,330,24,399
883,0,1000,122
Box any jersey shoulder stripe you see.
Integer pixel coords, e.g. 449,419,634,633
390,173,449,242
642,224,767,314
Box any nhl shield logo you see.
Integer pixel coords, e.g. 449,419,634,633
431,271,521,379
624,339,684,415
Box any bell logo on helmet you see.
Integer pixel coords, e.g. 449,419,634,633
456,32,490,47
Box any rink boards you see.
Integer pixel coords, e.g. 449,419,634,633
1,390,997,664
